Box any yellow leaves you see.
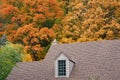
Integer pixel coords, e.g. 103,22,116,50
62,12,76,23
22,50,32,62
77,37,88,42
106,30,114,39
60,37,74,43
98,29,106,35
73,3,83,10
22,53,32,62
56,0,120,44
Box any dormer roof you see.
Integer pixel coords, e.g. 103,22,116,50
55,52,75,64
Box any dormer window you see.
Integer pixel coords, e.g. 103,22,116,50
58,60,66,76
55,53,75,78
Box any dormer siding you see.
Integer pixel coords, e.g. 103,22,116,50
55,53,74,78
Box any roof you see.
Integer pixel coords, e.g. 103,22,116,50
7,40,120,80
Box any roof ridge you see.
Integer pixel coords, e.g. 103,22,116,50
59,39,120,46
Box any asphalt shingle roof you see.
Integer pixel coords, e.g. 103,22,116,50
7,40,120,80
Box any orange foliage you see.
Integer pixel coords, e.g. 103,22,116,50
0,0,63,38
39,28,55,40
9,24,55,60
0,4,18,17
33,14,46,22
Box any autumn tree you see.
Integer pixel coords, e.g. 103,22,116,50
0,0,63,36
0,0,63,60
10,24,55,60
54,0,120,43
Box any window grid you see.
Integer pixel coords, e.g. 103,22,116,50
58,60,66,76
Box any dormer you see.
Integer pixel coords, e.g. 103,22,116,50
55,52,75,78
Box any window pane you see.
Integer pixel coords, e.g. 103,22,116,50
58,60,66,76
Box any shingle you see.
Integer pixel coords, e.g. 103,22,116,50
7,40,120,80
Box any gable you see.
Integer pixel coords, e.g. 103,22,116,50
55,53,69,61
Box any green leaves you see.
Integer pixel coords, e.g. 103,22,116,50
0,43,22,80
